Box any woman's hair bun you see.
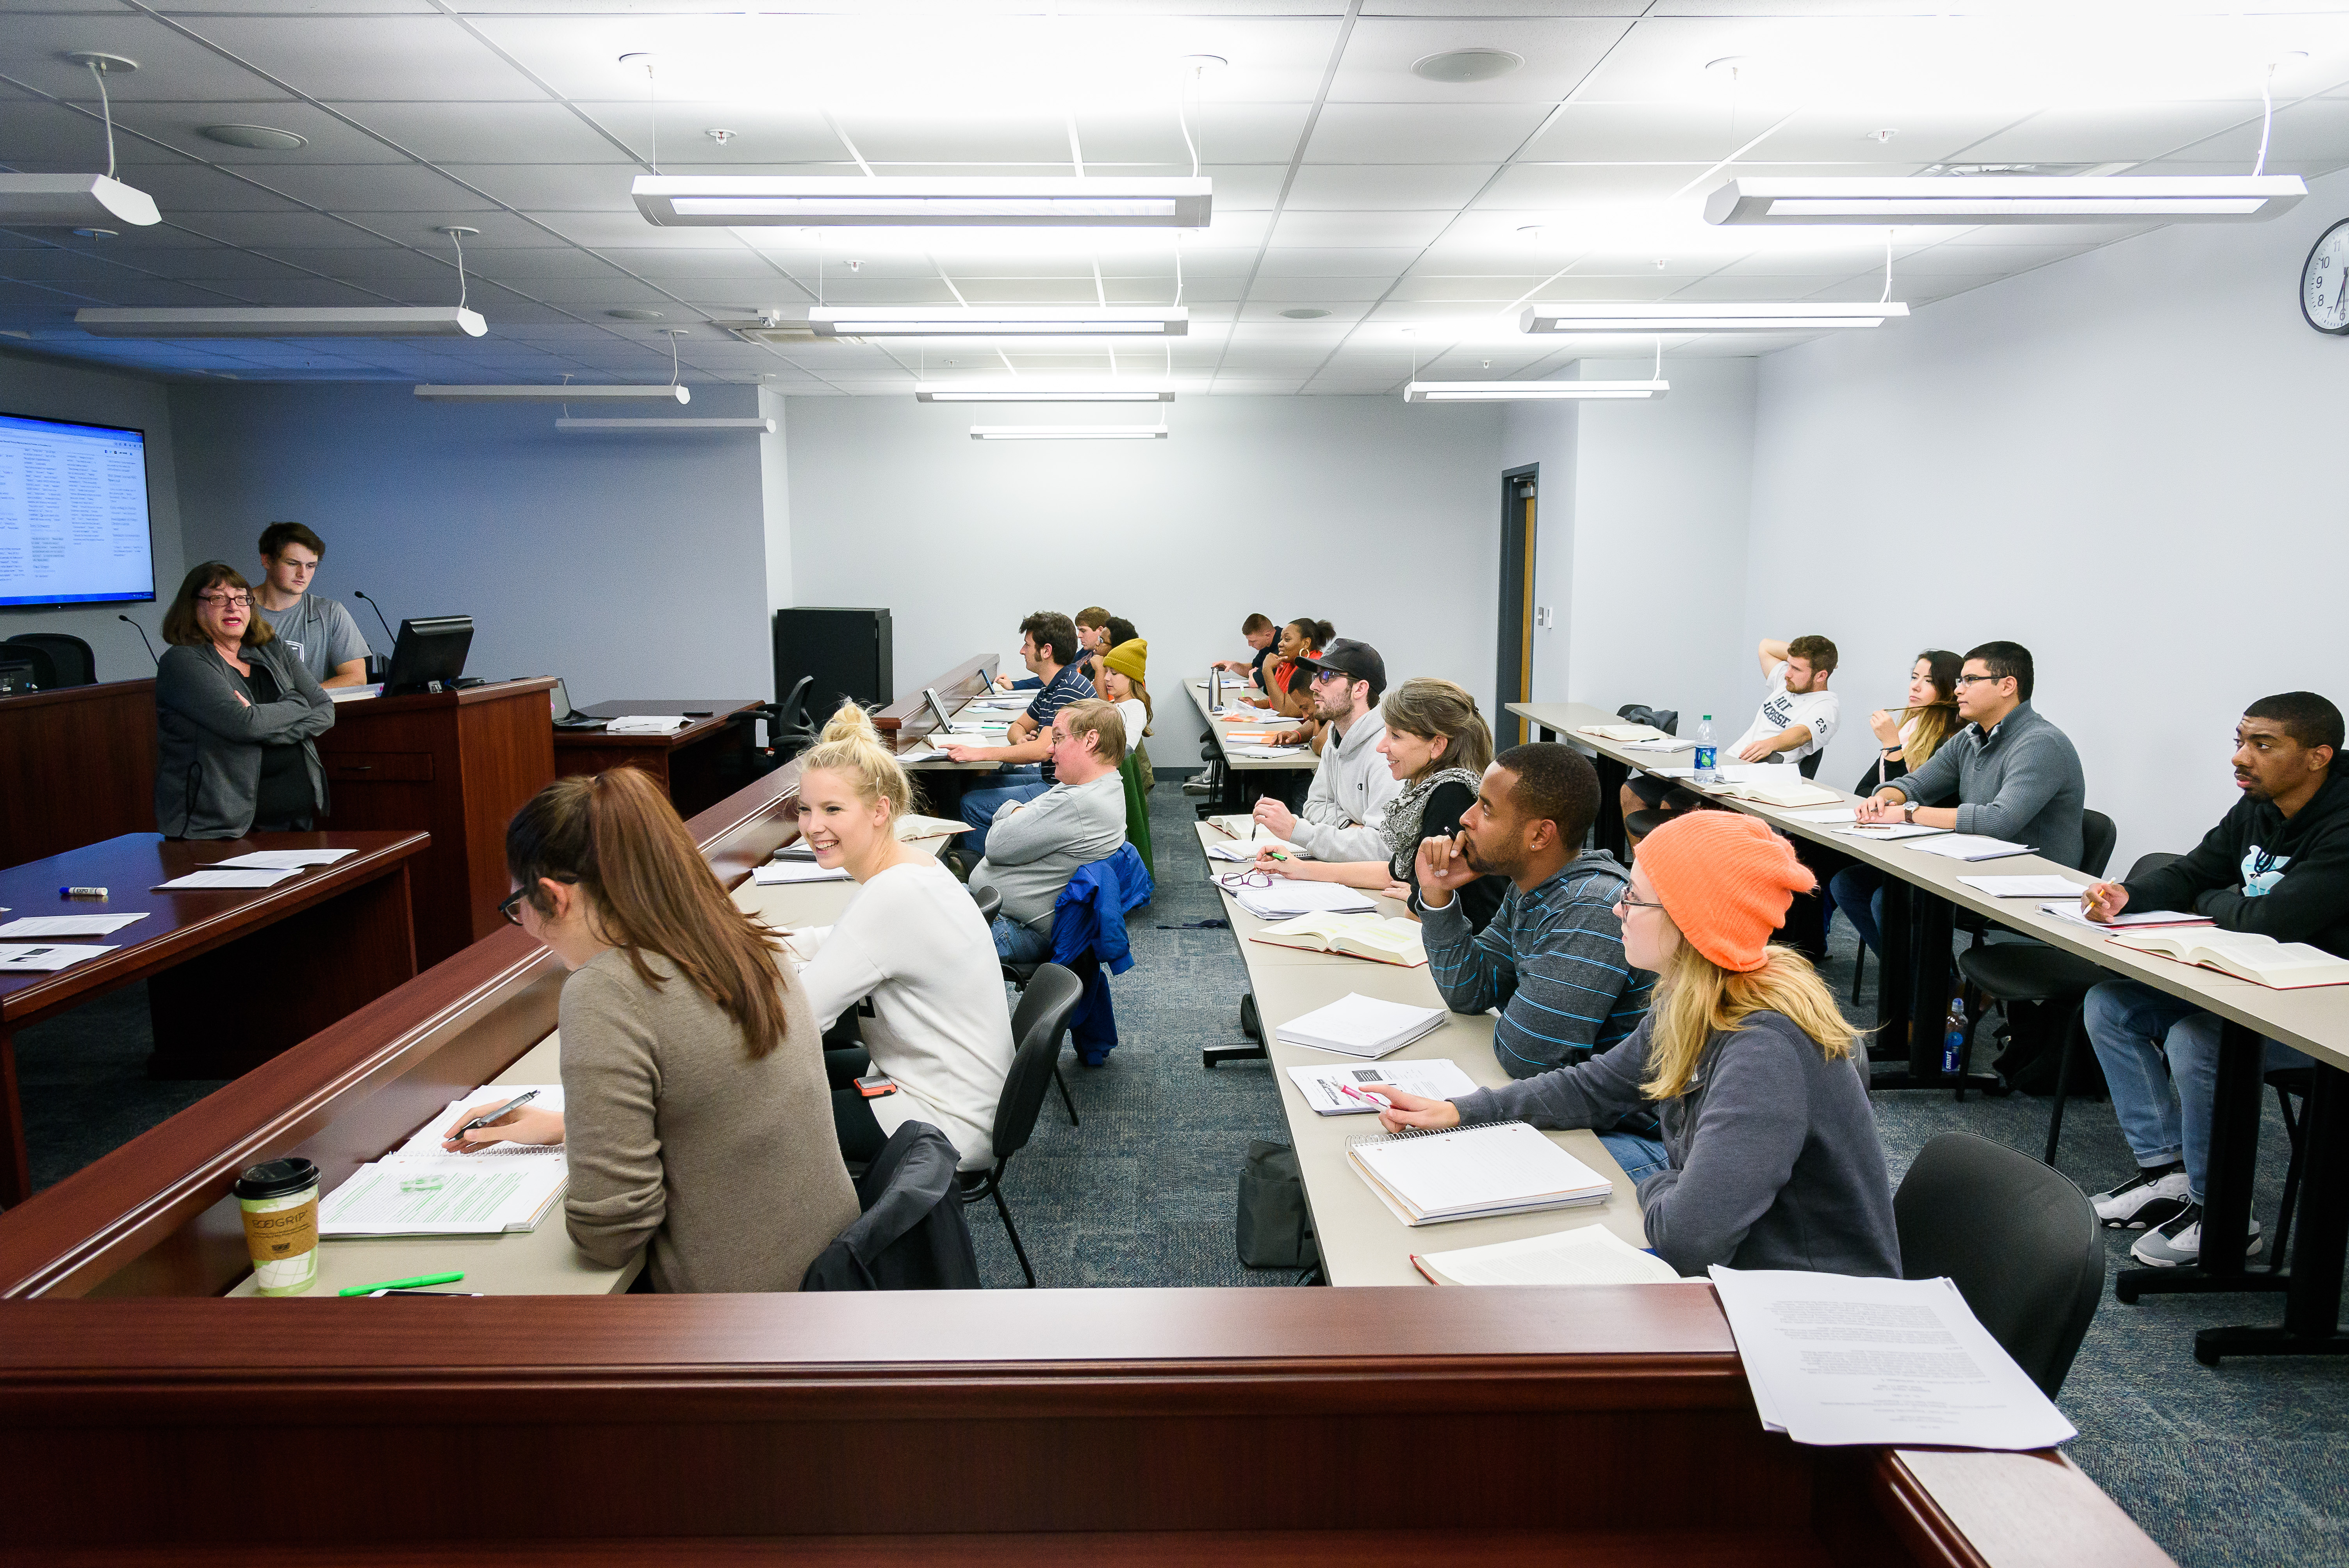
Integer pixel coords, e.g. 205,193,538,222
819,700,881,746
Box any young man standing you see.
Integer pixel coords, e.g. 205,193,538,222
2080,692,2348,1267
1619,634,1839,831
1414,745,1658,1172
251,522,371,689
970,700,1131,964
952,611,1096,860
1853,640,2087,868
1248,638,1399,864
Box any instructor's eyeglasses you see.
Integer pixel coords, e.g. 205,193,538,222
197,592,252,610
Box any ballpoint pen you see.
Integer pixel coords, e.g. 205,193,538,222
447,1089,538,1142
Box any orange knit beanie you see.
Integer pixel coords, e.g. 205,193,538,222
1634,811,1816,973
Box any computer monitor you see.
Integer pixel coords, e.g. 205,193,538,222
385,616,473,695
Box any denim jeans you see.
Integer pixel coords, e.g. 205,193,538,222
2085,979,2309,1204
958,768,1047,861
991,913,1053,964
1600,1128,1672,1185
1829,864,1887,957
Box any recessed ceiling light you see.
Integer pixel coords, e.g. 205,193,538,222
200,124,307,152
1280,308,1330,319
1412,49,1523,84
606,308,665,321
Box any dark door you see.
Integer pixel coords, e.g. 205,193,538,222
1495,466,1537,748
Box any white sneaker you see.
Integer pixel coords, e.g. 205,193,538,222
2092,1167,2192,1230
2128,1204,2263,1268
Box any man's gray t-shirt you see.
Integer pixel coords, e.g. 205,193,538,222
253,594,371,684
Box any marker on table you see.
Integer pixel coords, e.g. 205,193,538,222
61,887,108,898
338,1271,465,1297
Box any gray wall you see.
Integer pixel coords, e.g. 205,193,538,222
169,381,775,706
0,349,187,683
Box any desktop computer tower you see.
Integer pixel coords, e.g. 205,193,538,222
773,607,893,718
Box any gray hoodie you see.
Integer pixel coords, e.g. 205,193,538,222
970,771,1127,933
154,640,335,838
1451,1010,1900,1279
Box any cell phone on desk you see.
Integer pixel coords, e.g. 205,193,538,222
855,1073,898,1099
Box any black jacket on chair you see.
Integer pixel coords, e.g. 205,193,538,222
800,1122,981,1291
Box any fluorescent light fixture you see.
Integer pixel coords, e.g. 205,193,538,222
916,384,1174,403
814,307,1189,339
0,173,160,230
78,306,486,339
1404,380,1668,402
969,425,1168,441
1522,302,1909,333
1705,176,2306,225
413,385,690,403
634,175,1210,228
556,417,774,433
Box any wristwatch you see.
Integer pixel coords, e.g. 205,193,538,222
1902,800,1918,823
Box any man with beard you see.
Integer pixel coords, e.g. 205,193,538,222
1413,745,1661,1176
1250,639,1400,864
2079,691,2349,1268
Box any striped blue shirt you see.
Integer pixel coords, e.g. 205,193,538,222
1418,850,1652,1086
1025,663,1097,783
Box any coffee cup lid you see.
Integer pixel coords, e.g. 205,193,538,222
233,1157,319,1200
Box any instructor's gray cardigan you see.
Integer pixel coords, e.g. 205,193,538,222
1451,1010,1900,1279
154,640,335,839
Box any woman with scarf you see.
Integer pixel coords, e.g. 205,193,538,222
1251,677,1506,932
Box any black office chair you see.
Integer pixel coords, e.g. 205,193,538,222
740,675,821,768
1797,750,1823,780
960,962,1085,1286
1895,1130,2105,1399
5,633,93,688
969,883,1002,926
1,641,59,690
987,887,1076,1128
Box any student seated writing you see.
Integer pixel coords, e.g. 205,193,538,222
2080,691,2348,1268
1210,612,1278,693
1377,811,1900,1279
444,768,858,1292
951,610,1096,860
792,705,1018,1172
1620,634,1838,839
1413,744,1649,1087
1251,639,1401,863
1252,677,1505,930
1820,649,1961,957
970,699,1131,964
1852,640,2086,868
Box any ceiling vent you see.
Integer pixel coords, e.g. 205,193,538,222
711,315,850,346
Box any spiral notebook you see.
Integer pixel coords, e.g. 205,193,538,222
1347,1121,1614,1227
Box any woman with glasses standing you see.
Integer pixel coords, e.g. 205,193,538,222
1369,811,1899,1279
153,561,336,839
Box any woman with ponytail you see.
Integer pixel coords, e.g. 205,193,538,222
792,702,1015,1171
442,766,857,1292
1368,811,1899,1278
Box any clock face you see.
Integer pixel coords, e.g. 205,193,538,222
2305,219,2349,335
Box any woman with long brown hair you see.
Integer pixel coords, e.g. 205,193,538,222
442,767,857,1292
1831,649,1962,957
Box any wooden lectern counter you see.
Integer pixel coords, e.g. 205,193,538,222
0,678,159,867
0,763,2172,1564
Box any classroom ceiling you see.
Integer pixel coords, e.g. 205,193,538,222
5,2,2349,395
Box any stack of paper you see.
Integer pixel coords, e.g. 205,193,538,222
155,868,300,891
1413,1225,1683,1286
1347,1121,1614,1226
1286,1057,1477,1115
1831,821,1947,842
604,714,690,734
0,944,118,972
1206,838,1287,863
1217,876,1376,921
1710,1266,2076,1450
322,1084,570,1239
1577,722,1668,743
1617,736,1696,753
1253,911,1426,967
0,914,146,937
1956,875,2085,897
212,848,358,870
1909,834,2035,862
754,860,852,886
2038,901,2210,931
327,684,383,704
1274,992,1447,1059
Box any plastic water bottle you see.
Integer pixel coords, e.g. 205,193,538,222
1942,996,1968,1077
1692,715,1717,780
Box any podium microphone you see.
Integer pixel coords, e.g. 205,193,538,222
351,589,399,649
118,614,160,666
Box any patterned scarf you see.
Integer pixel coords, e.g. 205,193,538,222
1381,765,1486,878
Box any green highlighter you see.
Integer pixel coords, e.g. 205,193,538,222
339,1271,465,1297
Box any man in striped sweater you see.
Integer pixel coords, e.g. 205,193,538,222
1415,743,1661,1175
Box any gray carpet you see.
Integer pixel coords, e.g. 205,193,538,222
20,778,2344,1564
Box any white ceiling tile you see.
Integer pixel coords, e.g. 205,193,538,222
1473,163,1712,207
1958,103,2264,164
326,100,641,165
4,15,297,103
1284,164,1496,210
187,17,541,102
1304,102,1556,163
1269,210,1453,248
1327,17,1633,105
436,163,640,210
1255,247,1427,278
215,161,502,212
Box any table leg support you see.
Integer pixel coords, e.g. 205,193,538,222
2182,1060,2349,1362
1867,889,2000,1094
2114,1019,2288,1307
0,1026,26,1209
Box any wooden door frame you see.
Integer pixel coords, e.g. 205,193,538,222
1496,464,1539,748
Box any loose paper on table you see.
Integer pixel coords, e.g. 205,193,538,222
1285,1057,1477,1115
1956,875,2086,898
0,944,118,972
155,868,300,891
0,914,147,937
753,860,853,886
211,848,359,870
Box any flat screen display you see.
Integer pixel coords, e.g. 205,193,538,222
0,411,157,608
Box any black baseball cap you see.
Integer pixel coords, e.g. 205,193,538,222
1294,638,1386,699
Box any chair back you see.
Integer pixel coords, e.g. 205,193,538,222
2125,851,2181,881
1894,1130,2104,1398
776,674,815,734
1616,703,1679,737
969,883,1002,925
995,963,1084,1163
2,641,59,689
6,633,93,687
2079,810,2117,880
1797,750,1823,779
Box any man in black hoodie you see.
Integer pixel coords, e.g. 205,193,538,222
2080,691,2348,1268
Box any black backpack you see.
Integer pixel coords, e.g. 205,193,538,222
1236,1140,1319,1271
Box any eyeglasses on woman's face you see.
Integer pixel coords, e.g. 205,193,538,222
1613,892,1668,916
497,887,531,927
198,591,252,610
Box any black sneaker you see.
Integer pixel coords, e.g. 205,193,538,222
2090,1166,2191,1230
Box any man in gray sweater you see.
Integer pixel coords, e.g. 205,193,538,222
971,698,1131,963
1854,639,2087,868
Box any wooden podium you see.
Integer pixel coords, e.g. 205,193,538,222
0,679,158,868
315,679,556,966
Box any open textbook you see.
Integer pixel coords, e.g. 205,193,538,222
1252,912,1426,967
2109,927,2349,990
1710,775,1843,809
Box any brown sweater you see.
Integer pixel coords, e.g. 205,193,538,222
560,947,857,1292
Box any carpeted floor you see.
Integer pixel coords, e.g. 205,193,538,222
18,776,2343,1565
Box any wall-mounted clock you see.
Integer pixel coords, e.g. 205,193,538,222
2304,217,2349,335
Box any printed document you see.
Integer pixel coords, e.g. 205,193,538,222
0,914,146,937
154,868,300,890
211,848,359,870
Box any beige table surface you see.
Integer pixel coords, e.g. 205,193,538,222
1184,817,1648,1285
1188,678,1319,772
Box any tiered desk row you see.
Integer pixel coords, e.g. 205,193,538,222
0,659,2170,1561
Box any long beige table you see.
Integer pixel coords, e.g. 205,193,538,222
1190,822,1650,1288
1515,697,2349,1366
1187,675,1317,815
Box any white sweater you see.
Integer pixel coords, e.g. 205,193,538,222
797,856,1015,1169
